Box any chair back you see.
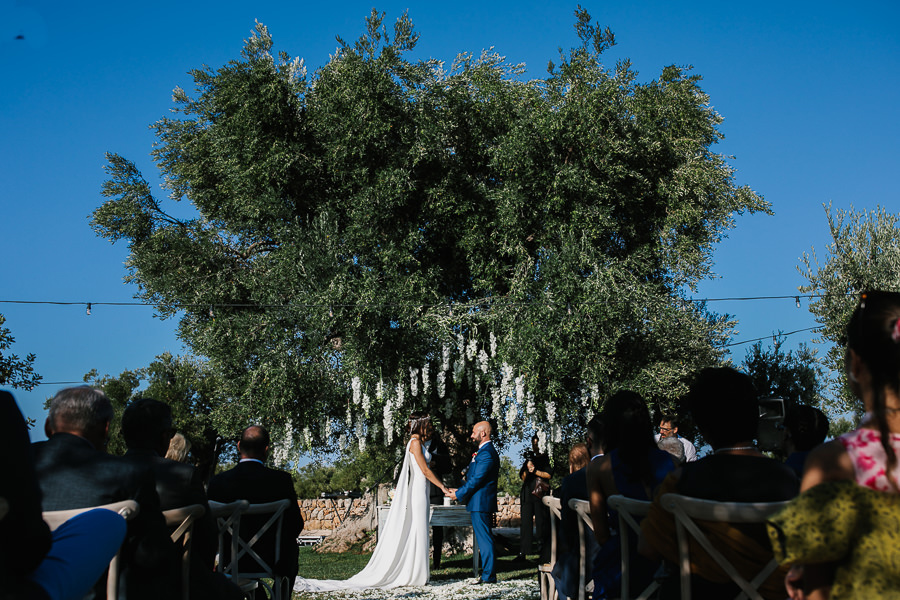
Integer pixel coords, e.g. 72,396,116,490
236,499,292,600
538,495,562,600
607,495,659,600
209,499,257,597
660,493,791,600
569,498,593,600
163,503,206,600
43,500,140,599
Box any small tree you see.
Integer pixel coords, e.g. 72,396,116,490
741,337,827,414
0,314,41,391
799,204,900,416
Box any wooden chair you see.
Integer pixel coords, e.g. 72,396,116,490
607,495,659,600
234,499,293,600
659,493,791,600
569,498,594,600
163,503,206,600
209,499,257,598
539,495,562,600
43,500,139,600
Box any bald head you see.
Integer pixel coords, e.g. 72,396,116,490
238,425,270,460
471,420,492,445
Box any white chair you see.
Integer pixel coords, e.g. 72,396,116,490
607,495,659,600
659,493,791,600
163,503,206,600
209,499,258,598
569,498,595,600
43,500,139,599
235,499,293,600
539,495,562,600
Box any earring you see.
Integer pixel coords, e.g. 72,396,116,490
849,371,858,383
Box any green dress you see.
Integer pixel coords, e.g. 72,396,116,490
767,480,900,599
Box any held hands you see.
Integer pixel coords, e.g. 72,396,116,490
446,488,458,501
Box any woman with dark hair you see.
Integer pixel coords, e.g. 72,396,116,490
294,413,449,592
586,390,676,599
768,291,900,599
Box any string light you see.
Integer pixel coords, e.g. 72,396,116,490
86,302,91,316
795,296,801,308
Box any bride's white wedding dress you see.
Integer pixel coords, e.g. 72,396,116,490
293,439,431,592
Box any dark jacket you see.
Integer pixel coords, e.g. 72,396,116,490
32,433,177,599
207,460,304,577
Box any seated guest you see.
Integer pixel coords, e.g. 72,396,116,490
782,404,829,477
31,387,178,600
655,412,697,462
639,367,800,599
121,398,241,600
552,429,601,599
657,436,686,465
588,391,676,599
1,390,126,600
208,425,304,593
165,432,192,463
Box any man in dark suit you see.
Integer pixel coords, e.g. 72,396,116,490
31,387,177,600
121,398,241,600
207,425,304,592
449,420,500,584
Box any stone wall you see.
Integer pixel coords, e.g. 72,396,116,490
299,494,522,531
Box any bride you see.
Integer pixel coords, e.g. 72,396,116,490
293,414,450,592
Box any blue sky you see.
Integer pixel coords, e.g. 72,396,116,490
2,0,898,441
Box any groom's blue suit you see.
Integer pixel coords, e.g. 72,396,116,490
454,440,500,582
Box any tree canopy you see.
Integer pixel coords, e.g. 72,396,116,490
799,203,900,415
91,9,768,458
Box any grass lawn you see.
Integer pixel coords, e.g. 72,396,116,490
291,543,542,600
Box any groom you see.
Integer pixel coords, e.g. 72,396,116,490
449,420,500,584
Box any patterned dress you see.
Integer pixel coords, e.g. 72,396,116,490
838,426,900,492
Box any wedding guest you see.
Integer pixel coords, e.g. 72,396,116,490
1,390,126,600
552,439,598,599
165,432,192,463
782,404,829,477
655,411,697,462
769,290,900,598
640,367,799,599
208,425,304,594
588,391,676,599
31,387,178,600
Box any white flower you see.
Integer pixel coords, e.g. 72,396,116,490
338,434,347,451
537,430,548,453
478,349,489,374
351,376,362,406
376,379,384,401
362,392,371,416
441,344,451,372
489,332,497,357
491,385,503,418
466,338,478,360
506,399,517,430
410,366,419,397
525,391,535,418
421,363,430,397
515,376,525,404
437,371,446,399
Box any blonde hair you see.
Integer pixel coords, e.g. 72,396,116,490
165,432,192,463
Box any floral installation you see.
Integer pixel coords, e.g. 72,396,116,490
293,578,539,600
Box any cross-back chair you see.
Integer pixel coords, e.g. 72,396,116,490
659,493,790,600
539,495,562,600
163,503,206,600
606,494,660,600
209,499,257,598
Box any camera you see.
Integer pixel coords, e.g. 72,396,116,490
757,397,785,452
522,449,536,463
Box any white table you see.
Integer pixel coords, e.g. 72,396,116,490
377,504,481,574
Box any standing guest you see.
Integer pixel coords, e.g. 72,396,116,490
639,367,799,599
768,290,900,599
1,390,126,600
449,421,501,585
208,425,304,595
782,404,829,478
31,387,178,600
588,391,676,599
517,433,552,562
655,412,697,462
121,398,241,600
